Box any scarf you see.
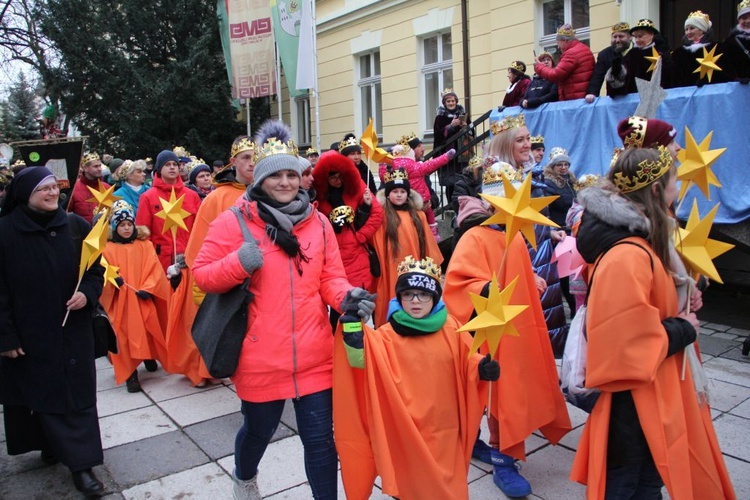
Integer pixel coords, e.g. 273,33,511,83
21,204,57,228
247,185,312,275
387,298,448,336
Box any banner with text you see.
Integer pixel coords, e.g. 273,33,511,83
225,0,276,99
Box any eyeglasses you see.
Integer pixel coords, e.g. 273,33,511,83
33,184,60,194
400,291,432,302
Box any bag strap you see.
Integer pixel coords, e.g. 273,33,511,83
584,239,654,307
230,206,253,243
735,36,750,62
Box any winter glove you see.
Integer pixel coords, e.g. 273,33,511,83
663,317,697,358
446,148,456,159
340,287,377,322
478,354,500,381
135,290,153,300
237,239,263,274
340,312,365,369
168,272,182,291
114,277,125,287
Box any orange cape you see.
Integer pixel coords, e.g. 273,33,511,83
371,210,442,327
443,226,571,459
101,240,170,384
334,316,486,500
570,238,735,499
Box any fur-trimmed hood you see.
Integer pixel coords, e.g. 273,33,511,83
376,187,423,210
542,165,577,187
312,150,366,215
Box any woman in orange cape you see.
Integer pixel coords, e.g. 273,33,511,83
100,202,170,391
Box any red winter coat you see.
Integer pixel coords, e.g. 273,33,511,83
534,40,595,101
192,197,352,402
67,176,110,223
502,76,531,107
135,176,201,271
313,152,384,290
380,153,451,205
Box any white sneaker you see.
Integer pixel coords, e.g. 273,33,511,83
232,469,261,500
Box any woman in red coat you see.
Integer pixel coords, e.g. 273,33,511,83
502,61,532,107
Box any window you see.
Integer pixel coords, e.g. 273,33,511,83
421,32,453,132
358,51,382,136
294,93,311,146
538,0,590,56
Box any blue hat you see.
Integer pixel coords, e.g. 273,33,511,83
110,201,135,233
189,163,211,185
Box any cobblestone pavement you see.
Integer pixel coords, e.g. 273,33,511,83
1,321,748,499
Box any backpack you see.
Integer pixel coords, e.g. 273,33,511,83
560,240,653,412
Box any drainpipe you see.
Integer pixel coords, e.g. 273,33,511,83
461,0,471,118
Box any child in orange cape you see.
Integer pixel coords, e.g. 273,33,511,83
334,255,498,500
100,201,170,392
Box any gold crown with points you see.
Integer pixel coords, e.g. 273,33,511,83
687,10,710,25
145,157,153,163
397,255,441,281
574,174,601,191
231,136,255,159
254,136,298,164
329,205,355,225
509,61,526,73
186,157,207,172
338,136,359,154
612,22,630,33
632,19,657,31
81,152,100,167
557,25,576,38
305,147,319,156
609,147,623,169
740,0,750,14
116,159,134,179
468,155,484,169
548,146,568,160
612,145,673,194
490,114,526,135
172,146,190,158
530,135,544,144
13,159,26,167
621,116,648,148
383,167,409,184
441,88,457,98
482,161,521,185
397,132,419,147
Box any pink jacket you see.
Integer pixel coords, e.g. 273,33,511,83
192,197,351,402
380,153,451,203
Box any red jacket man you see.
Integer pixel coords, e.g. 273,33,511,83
67,152,110,223
533,24,595,101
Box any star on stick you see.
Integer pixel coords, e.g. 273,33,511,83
480,174,559,249
676,127,725,201
360,118,378,161
155,188,191,235
645,46,660,73
100,255,121,289
694,45,723,83
634,56,666,118
78,209,111,281
457,274,529,359
86,181,121,212
675,200,734,284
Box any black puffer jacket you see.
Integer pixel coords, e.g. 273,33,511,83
523,74,558,108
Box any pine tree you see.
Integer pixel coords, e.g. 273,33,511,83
2,72,41,142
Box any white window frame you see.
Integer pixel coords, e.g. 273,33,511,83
293,92,311,147
357,51,383,138
536,0,591,55
419,31,453,137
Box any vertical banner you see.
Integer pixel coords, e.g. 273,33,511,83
225,0,276,99
270,0,305,98
296,0,316,92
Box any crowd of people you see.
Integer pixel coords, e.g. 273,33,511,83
0,6,747,500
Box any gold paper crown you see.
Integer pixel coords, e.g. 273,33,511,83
482,161,521,185
468,155,484,169
337,136,359,154
612,145,673,194
574,174,601,191
557,25,576,37
610,147,623,169
397,255,441,281
687,11,710,25
145,157,153,163
329,205,355,225
112,199,133,213
13,159,26,167
441,88,457,98
740,0,750,14
632,19,657,31
116,159,134,179
186,156,207,172
622,116,648,148
548,147,568,160
398,132,419,147
81,152,100,167
490,114,526,135
172,146,190,158
530,135,544,145
305,147,319,156
253,136,298,164
612,22,630,33
509,61,526,73
231,136,255,159
383,168,409,184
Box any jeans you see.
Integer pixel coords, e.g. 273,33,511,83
605,457,664,500
235,389,337,500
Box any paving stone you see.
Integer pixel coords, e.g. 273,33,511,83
717,345,750,364
708,379,750,413
558,424,585,451
713,332,739,341
99,406,176,449
728,396,750,419
157,386,239,426
700,327,717,335
103,430,209,488
703,323,732,332
520,443,587,499
97,386,152,418
0,450,54,477
728,327,750,337
280,399,298,433
121,462,232,500
0,463,115,499
140,372,210,402
723,454,750,499
699,335,740,357
713,413,750,462
704,356,750,387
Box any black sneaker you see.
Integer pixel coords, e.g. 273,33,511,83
143,360,158,372
126,371,141,393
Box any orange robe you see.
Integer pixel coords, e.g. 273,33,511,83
570,238,735,499
334,315,487,500
101,239,170,384
443,226,571,459
371,210,442,327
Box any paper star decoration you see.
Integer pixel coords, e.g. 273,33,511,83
676,127,725,201
551,236,585,280
78,209,111,281
101,255,121,289
675,200,734,284
360,118,393,164
480,173,559,249
693,45,723,83
87,180,122,212
634,56,666,118
155,188,191,235
645,46,661,74
457,274,529,359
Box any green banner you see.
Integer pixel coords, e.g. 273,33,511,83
270,0,305,98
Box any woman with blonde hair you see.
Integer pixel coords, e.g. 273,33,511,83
114,160,150,214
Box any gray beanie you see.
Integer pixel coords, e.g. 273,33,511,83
252,119,303,187
252,154,302,187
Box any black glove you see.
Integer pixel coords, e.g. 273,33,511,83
135,290,153,300
663,317,697,357
169,273,182,291
340,288,376,321
115,276,125,287
478,354,500,381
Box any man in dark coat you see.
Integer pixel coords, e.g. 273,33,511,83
0,167,106,497
585,22,633,103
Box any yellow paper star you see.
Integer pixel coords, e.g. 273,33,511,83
479,174,559,249
360,118,378,160
645,46,661,73
372,147,393,164
154,188,191,235
676,127,725,201
693,45,723,83
675,200,734,284
101,255,121,288
457,274,529,359
86,180,122,212
78,209,111,281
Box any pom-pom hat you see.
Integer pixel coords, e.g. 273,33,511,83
252,120,301,188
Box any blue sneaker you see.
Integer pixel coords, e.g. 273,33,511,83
472,437,493,465
491,449,532,498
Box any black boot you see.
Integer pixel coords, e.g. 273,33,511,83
126,371,141,393
72,468,104,497
143,360,158,372
742,335,750,357
40,449,59,465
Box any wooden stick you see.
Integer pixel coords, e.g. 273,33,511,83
675,180,691,216
61,274,84,327
681,284,692,381
172,227,178,265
